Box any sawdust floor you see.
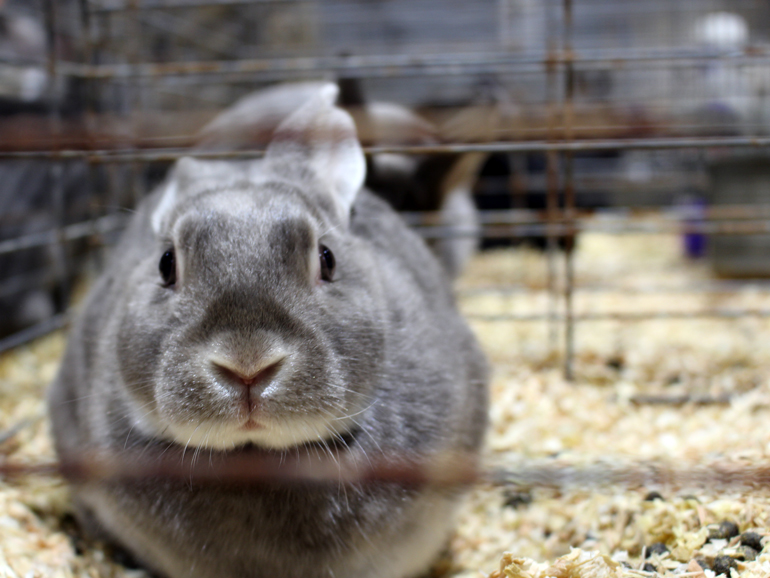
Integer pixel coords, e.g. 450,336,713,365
3,228,770,577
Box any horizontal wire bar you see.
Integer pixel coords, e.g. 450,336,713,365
15,306,769,354
0,210,763,254
90,0,300,11
1,447,769,492
3,211,770,261
3,135,770,162
404,205,770,226
0,270,61,300
5,214,770,261
466,310,770,323
457,281,770,297
0,214,127,256
53,45,770,80
87,0,766,16
415,220,770,240
0,314,69,354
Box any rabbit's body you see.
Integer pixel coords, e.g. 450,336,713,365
49,86,487,578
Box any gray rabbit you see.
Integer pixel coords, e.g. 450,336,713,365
48,84,488,578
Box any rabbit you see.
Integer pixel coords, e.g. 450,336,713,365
48,83,489,578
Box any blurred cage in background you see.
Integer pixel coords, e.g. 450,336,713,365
3,0,770,378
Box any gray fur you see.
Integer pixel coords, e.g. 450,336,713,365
48,85,488,578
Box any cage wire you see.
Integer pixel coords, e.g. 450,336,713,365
3,0,770,486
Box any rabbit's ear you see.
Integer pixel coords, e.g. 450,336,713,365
152,157,212,234
152,157,254,234
265,83,366,219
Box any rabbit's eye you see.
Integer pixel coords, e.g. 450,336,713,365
159,249,176,287
319,244,335,282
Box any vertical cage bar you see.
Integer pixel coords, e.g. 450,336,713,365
43,0,72,324
128,3,146,207
545,150,560,353
78,0,105,273
562,0,576,381
545,0,561,356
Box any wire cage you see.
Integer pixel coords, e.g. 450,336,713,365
5,0,770,378
4,0,770,576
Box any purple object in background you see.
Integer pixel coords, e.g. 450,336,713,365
680,196,707,259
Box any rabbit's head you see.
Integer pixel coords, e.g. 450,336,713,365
116,84,384,451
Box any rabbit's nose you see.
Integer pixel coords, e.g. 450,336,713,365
211,356,284,391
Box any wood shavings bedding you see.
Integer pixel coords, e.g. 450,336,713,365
1,229,770,577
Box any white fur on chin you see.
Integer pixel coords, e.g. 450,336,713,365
154,414,356,451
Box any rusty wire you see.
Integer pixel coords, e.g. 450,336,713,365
1,448,770,494
466,309,770,323
2,135,770,162
48,46,770,81
6,209,770,259
91,0,300,12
